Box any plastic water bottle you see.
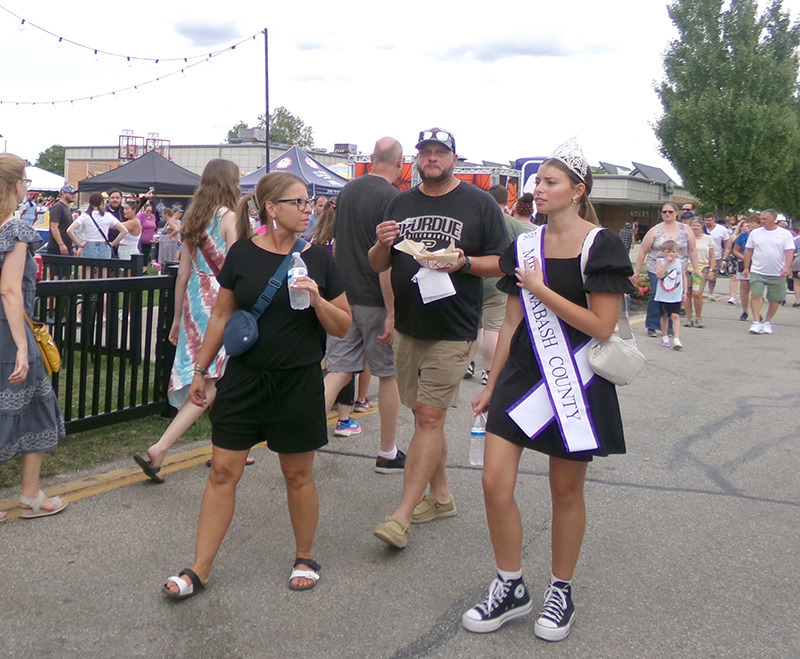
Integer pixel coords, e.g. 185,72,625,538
469,413,486,468
692,274,701,291
287,252,310,310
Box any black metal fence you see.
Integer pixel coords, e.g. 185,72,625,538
34,254,178,433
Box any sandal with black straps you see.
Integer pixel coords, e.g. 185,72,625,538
289,558,321,591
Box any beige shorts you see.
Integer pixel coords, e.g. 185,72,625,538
481,294,507,332
392,332,472,410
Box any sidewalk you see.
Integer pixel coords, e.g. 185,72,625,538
1,277,798,658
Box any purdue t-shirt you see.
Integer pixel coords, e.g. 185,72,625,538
385,182,509,341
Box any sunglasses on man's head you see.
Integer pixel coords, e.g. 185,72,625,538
418,130,453,143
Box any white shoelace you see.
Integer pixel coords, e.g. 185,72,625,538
540,584,569,622
476,578,511,615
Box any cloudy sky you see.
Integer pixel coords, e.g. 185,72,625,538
2,0,799,182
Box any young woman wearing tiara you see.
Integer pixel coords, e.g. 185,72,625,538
462,139,634,641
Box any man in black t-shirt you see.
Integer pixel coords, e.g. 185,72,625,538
325,137,406,474
369,127,508,549
47,185,77,256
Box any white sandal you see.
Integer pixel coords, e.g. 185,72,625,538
19,490,68,519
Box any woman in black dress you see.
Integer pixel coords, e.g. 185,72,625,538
462,140,633,641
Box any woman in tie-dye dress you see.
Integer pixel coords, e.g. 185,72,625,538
134,160,251,483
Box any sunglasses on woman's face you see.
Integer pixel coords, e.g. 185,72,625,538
662,210,675,214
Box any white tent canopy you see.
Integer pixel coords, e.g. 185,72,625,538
27,166,65,192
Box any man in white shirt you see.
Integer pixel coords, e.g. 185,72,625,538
743,209,795,334
703,213,729,300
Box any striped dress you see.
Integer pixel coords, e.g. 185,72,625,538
168,208,228,408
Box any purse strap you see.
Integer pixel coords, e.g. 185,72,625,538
580,227,634,341
23,311,37,332
251,238,307,319
88,212,113,248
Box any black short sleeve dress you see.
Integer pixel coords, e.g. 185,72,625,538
485,229,635,461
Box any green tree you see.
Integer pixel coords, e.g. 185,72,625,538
258,107,314,148
654,0,800,218
35,144,66,176
224,107,314,149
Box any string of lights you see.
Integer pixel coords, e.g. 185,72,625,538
0,3,258,64
0,34,261,106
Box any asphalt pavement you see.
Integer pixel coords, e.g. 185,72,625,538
1,277,799,659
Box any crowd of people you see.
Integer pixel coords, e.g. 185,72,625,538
631,201,797,347
2,129,798,646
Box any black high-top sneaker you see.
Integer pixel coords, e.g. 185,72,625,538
534,580,575,642
462,576,533,633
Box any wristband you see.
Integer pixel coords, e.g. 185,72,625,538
461,255,472,274
193,365,209,376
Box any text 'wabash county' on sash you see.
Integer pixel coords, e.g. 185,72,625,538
506,227,600,453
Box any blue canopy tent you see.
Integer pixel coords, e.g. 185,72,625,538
239,146,349,197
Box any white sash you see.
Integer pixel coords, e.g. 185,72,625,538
508,227,600,452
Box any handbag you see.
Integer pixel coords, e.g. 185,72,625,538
580,228,646,386
24,313,61,375
222,238,306,357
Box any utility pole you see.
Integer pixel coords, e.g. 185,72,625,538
264,28,269,173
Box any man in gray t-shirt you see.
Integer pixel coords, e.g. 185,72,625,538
324,137,405,474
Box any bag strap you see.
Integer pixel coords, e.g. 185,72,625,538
580,227,634,341
23,311,36,332
251,238,307,318
88,213,112,248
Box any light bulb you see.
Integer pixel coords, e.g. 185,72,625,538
127,57,132,67
57,37,63,48
18,20,25,31
94,49,100,61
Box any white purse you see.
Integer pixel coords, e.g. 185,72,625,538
581,228,646,386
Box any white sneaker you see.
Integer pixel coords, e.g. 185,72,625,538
726,297,737,305
761,321,773,334
749,321,763,335
672,338,683,350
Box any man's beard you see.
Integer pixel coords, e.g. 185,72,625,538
417,165,452,185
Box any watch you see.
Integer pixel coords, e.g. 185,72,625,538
461,256,471,273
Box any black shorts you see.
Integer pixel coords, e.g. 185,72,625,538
658,302,681,317
210,361,328,454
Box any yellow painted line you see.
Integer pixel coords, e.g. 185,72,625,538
1,407,380,518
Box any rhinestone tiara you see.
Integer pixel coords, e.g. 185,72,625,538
550,137,588,182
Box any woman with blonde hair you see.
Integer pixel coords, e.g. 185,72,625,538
162,171,350,598
134,159,250,483
463,140,633,641
0,153,67,521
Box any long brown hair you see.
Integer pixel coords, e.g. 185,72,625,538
542,157,598,225
313,201,337,246
0,153,26,224
87,192,106,215
236,172,307,229
181,159,247,247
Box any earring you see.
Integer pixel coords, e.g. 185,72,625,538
272,219,278,231
571,197,577,205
